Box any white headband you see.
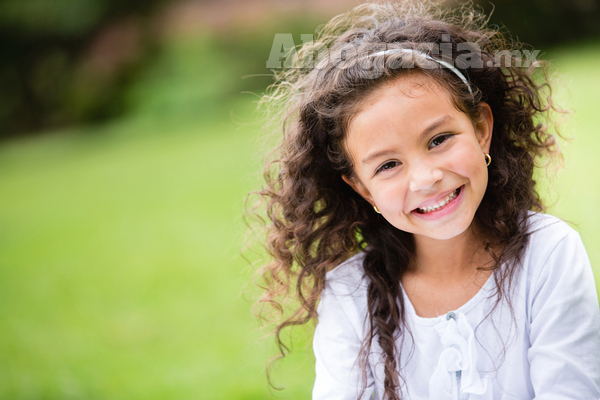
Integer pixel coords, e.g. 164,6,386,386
368,48,473,96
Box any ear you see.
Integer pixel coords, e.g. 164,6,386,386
474,102,493,153
341,174,374,206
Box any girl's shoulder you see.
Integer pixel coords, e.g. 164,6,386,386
319,251,371,335
523,211,589,289
526,211,574,236
324,251,370,296
525,211,582,258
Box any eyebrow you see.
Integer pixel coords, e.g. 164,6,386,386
361,115,452,165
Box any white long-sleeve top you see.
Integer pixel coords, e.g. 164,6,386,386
313,213,600,400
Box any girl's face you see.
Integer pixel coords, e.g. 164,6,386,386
343,73,493,242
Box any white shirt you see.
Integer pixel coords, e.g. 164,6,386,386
313,213,600,400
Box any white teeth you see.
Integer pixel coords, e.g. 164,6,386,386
417,188,459,214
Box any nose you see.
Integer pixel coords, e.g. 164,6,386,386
409,162,443,192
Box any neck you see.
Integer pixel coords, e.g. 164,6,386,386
409,224,491,283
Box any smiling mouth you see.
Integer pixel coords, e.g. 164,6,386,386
414,186,462,214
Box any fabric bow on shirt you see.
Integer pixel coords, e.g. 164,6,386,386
428,313,493,400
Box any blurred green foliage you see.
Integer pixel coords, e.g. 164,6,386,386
121,17,327,119
1,0,109,35
472,0,600,47
0,0,163,136
0,0,332,138
124,36,236,117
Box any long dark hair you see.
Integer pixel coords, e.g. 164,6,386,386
247,1,564,398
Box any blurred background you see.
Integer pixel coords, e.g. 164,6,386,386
0,0,599,398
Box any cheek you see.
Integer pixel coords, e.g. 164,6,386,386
373,180,407,208
448,148,489,195
448,144,485,175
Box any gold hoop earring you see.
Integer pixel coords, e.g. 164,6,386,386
484,153,492,166
373,205,381,214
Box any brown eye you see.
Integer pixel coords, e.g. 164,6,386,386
429,134,450,149
376,161,400,174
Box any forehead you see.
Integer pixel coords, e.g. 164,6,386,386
347,74,457,143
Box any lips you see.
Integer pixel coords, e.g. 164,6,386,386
413,186,463,214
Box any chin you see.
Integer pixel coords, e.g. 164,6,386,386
410,217,474,241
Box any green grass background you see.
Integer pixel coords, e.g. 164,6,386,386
0,40,599,399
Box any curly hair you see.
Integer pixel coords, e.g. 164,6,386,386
246,1,564,399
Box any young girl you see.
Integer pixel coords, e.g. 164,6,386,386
250,1,600,399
